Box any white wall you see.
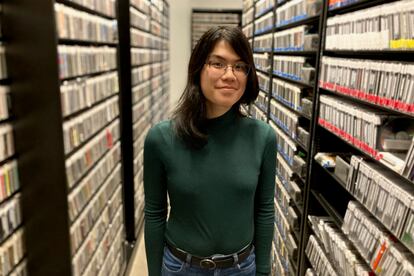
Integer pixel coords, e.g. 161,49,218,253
169,0,243,113
190,0,243,10
169,0,191,113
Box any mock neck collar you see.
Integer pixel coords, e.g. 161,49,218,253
204,106,239,131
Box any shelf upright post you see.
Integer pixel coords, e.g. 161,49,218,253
297,0,329,274
247,3,256,116
266,2,276,123
149,2,155,127
117,0,137,259
1,0,72,275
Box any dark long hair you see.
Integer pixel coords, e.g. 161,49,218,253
172,26,259,148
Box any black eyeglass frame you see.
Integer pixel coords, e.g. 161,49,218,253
205,60,252,77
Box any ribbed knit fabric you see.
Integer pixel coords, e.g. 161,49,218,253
143,107,276,276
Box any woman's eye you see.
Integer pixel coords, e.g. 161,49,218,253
234,64,246,71
212,62,224,68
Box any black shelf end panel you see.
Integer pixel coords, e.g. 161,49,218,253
0,78,11,85
124,213,145,274
124,240,136,271
118,0,136,243
2,1,72,275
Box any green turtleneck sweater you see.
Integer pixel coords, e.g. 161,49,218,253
143,107,276,276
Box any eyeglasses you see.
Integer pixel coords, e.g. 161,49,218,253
205,60,251,77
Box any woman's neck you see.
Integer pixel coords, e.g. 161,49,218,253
205,104,232,119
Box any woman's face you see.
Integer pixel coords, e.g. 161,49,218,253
200,40,248,118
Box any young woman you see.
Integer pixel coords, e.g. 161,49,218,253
144,26,276,276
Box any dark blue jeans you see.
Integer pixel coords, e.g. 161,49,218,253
161,246,256,276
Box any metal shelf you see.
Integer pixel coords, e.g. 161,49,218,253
323,50,414,61
272,50,317,56
315,160,414,257
58,38,117,47
272,72,314,89
56,0,115,20
328,0,398,16
320,87,414,119
318,123,414,187
275,14,320,32
310,189,343,226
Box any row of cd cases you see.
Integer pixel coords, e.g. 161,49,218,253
242,3,311,276
242,1,319,274
58,0,122,274
247,79,307,276
242,0,323,47
128,0,170,236
191,10,241,49
59,1,169,274
310,150,414,275
244,0,414,52
56,0,125,274
246,65,312,276
311,3,414,273
243,0,414,275
309,0,414,256
249,80,310,276
244,1,320,273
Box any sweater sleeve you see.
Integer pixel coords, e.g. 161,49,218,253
143,126,168,276
254,127,277,276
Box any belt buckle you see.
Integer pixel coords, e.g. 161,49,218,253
200,258,216,269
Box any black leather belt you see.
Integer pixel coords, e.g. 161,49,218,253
166,243,252,270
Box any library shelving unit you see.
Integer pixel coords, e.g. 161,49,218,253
1,0,170,275
241,0,254,116
121,0,170,246
244,0,414,275
0,3,27,276
55,1,126,275
191,9,242,49
245,0,324,275
302,0,414,275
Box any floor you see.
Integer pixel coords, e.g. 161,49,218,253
127,233,148,276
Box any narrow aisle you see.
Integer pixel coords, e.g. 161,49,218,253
128,233,148,276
